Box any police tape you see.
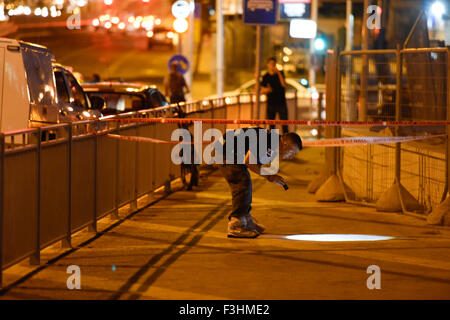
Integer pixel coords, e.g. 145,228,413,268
107,134,446,146
107,134,191,144
105,117,450,127
301,134,446,147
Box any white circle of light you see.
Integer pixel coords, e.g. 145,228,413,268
285,234,394,242
431,2,445,18
314,38,325,51
172,0,190,19
173,18,188,33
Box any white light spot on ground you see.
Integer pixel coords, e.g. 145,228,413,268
285,234,394,242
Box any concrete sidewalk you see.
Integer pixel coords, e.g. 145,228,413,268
1,147,450,300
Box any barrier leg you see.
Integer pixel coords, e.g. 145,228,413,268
309,49,345,200
427,50,450,225
376,48,421,214
315,174,345,202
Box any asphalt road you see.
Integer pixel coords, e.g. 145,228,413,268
1,147,449,300
13,27,174,86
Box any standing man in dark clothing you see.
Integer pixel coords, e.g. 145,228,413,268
219,128,303,238
164,61,190,104
261,57,289,134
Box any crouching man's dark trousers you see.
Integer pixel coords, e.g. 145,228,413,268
220,164,252,220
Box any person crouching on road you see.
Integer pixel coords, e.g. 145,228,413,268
219,128,302,238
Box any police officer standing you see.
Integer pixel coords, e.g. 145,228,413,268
261,57,288,134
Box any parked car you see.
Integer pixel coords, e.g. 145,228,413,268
53,64,104,122
81,82,170,115
0,38,104,133
147,26,176,49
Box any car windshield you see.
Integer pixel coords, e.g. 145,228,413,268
87,92,146,112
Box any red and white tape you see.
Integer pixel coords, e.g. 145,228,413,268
107,134,212,145
105,117,450,127
107,134,180,144
302,134,446,147
107,133,446,147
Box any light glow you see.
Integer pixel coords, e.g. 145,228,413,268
173,18,188,33
314,38,326,51
431,1,445,18
285,234,394,242
289,19,317,39
82,111,91,118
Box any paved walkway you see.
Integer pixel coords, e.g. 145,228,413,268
1,147,450,299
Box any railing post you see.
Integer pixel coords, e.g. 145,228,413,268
89,121,98,233
250,94,254,121
294,90,298,132
447,48,450,201
62,124,72,248
360,0,369,122
237,95,241,123
395,45,403,184
30,128,41,264
131,122,139,212
0,133,4,287
149,122,156,203
210,100,215,129
112,120,120,220
335,49,342,174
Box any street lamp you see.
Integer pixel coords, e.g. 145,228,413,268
431,1,445,18
173,17,188,33
313,37,326,52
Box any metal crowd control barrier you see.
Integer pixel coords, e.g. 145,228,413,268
325,47,449,217
0,91,307,287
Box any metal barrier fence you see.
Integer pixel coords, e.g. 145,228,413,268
330,47,449,216
0,91,309,287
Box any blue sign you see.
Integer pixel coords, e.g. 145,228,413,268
243,0,278,25
168,54,189,74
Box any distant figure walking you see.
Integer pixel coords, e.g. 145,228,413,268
261,57,288,134
164,62,189,104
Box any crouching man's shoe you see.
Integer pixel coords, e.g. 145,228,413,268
228,217,260,238
245,215,266,234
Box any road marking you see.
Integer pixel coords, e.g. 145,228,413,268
122,221,450,272
333,250,450,272
3,267,228,300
